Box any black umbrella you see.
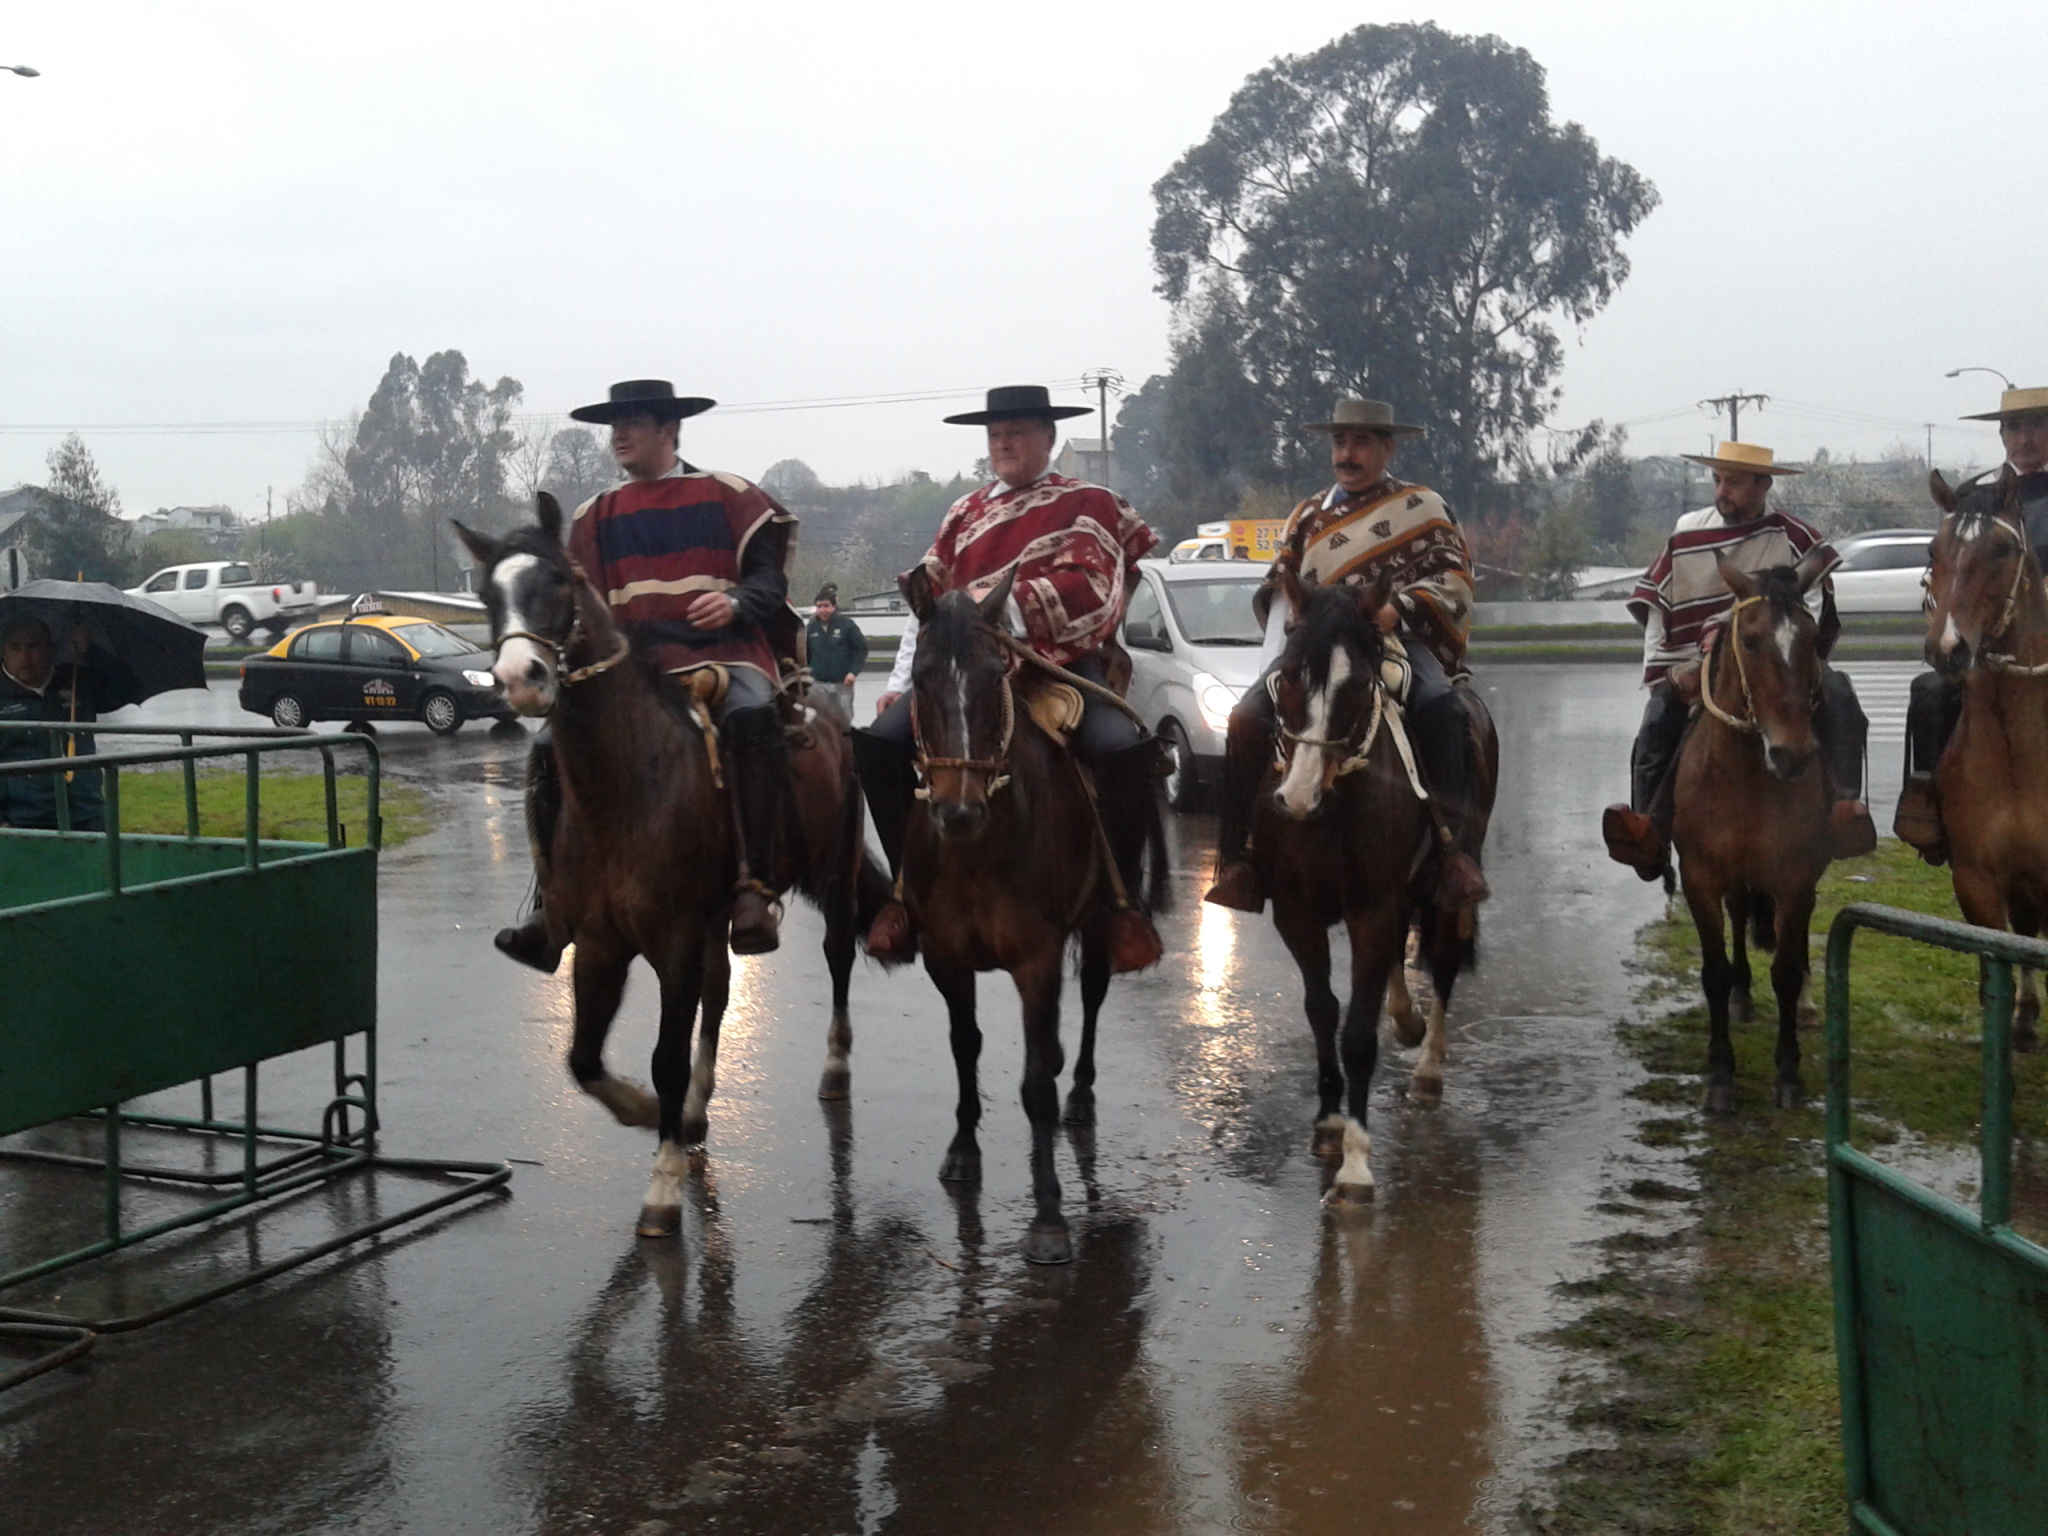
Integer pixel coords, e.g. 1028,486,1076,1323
0,579,209,710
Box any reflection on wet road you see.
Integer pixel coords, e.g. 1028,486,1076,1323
2,668,1703,1532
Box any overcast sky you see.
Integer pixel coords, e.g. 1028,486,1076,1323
2,1,2041,517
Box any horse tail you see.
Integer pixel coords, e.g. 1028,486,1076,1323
1141,758,1172,915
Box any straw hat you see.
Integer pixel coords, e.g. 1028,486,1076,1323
1961,386,2048,423
1303,397,1424,437
1680,441,1803,477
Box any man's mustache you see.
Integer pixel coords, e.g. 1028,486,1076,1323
1335,460,1365,473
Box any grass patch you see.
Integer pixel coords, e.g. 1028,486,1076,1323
1528,841,2045,1534
110,766,433,848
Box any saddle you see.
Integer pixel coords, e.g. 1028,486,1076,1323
1022,677,1085,748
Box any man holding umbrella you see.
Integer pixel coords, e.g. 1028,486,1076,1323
0,616,106,830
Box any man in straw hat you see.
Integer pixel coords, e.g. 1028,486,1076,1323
1204,396,1490,914
856,384,1164,970
494,379,797,967
1897,384,2048,862
1601,440,1873,877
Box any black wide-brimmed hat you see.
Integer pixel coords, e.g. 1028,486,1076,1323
568,379,717,425
943,384,1092,426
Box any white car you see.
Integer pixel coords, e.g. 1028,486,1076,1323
1121,557,1267,810
1829,529,1934,614
127,560,320,640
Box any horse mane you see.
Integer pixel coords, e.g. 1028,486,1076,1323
916,589,1003,674
1289,582,1384,691
498,523,566,565
1751,564,1810,624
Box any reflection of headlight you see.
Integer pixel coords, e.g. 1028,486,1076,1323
462,669,496,687
1193,671,1241,733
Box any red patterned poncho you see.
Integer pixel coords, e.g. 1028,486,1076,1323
912,473,1159,666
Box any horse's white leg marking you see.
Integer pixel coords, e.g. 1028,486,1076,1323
641,1138,688,1217
1412,995,1449,1095
1385,962,1424,1048
681,1033,719,1145
1277,650,1349,819
1326,1118,1374,1204
822,1002,853,1098
586,1074,661,1128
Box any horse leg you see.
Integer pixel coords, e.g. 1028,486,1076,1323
569,940,659,1129
638,938,708,1239
1276,903,1344,1156
1769,888,1815,1110
928,958,983,1184
1685,874,1739,1115
1012,950,1071,1264
1953,869,2030,1050
818,777,861,1101
1725,888,1753,1025
1386,922,1426,1048
2011,899,2041,1053
1410,904,1460,1105
1065,926,1110,1125
1327,903,1402,1205
683,925,730,1147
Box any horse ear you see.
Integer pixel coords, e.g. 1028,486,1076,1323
1355,575,1394,620
1929,470,1956,514
1792,547,1833,595
536,492,564,543
1716,555,1758,600
976,566,1018,625
900,564,939,622
451,519,496,570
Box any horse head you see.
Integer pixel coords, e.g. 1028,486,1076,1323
1711,552,1830,780
904,565,1017,840
453,492,612,717
1271,569,1390,820
1924,467,2041,675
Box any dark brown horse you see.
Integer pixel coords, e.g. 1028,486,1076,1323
899,569,1166,1265
455,495,886,1236
1251,571,1498,1204
1919,469,2048,1049
1670,552,1835,1112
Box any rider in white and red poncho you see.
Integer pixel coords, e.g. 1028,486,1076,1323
855,384,1161,966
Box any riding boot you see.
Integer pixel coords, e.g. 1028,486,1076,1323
495,736,567,973
1897,672,1956,865
1603,682,1685,879
1814,668,1877,860
1413,692,1490,909
723,707,786,955
852,728,919,962
1091,739,1166,973
1204,710,1274,913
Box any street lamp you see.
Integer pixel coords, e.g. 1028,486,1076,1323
1946,365,2015,388
1,66,40,77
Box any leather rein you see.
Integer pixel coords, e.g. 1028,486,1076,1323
911,664,1016,797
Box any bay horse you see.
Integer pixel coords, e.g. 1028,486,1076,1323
1670,551,1835,1113
1251,570,1498,1205
1919,468,2047,1050
899,568,1167,1265
454,495,887,1236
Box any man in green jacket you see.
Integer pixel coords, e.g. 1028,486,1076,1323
804,584,867,715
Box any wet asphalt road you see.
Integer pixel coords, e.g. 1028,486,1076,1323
0,665,1915,1535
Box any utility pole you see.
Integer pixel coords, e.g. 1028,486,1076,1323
1081,368,1124,486
1699,390,1770,441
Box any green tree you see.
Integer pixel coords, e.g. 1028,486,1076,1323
1147,22,1657,518
24,434,133,583
135,528,216,572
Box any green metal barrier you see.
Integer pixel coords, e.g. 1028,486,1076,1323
0,722,509,1393
1825,903,2048,1536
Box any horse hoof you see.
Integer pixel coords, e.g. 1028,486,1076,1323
817,1066,851,1101
1703,1084,1738,1116
1023,1222,1073,1266
1407,1074,1443,1105
938,1152,981,1184
1062,1088,1096,1126
635,1204,681,1239
1775,1081,1806,1111
1324,1180,1374,1208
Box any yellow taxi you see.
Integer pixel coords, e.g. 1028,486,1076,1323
238,614,513,735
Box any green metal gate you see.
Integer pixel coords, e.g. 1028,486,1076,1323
1825,903,2048,1536
0,722,509,1393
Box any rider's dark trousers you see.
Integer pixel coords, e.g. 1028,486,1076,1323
1629,665,1868,816
1905,669,1962,776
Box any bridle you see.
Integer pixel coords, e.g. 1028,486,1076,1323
489,557,631,702
1698,594,1767,733
1949,513,2048,677
1272,657,1387,780
911,655,1016,798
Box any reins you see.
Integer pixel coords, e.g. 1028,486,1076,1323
1698,594,1766,734
911,669,1016,797
1959,515,2048,677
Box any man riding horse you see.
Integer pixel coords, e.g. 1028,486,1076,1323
1898,384,2048,863
1205,396,1489,915
1602,440,1874,877
495,378,797,967
856,383,1163,969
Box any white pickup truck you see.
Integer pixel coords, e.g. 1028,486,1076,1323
127,561,320,640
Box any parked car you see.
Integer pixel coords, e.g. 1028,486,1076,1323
127,560,319,640
1120,557,1267,810
237,615,513,735
1830,528,1935,614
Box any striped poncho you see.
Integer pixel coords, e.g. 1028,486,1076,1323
1628,507,1838,686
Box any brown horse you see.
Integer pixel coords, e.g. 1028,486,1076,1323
1918,469,2047,1049
455,495,886,1236
1251,571,1498,1204
898,568,1167,1265
1670,552,1835,1112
